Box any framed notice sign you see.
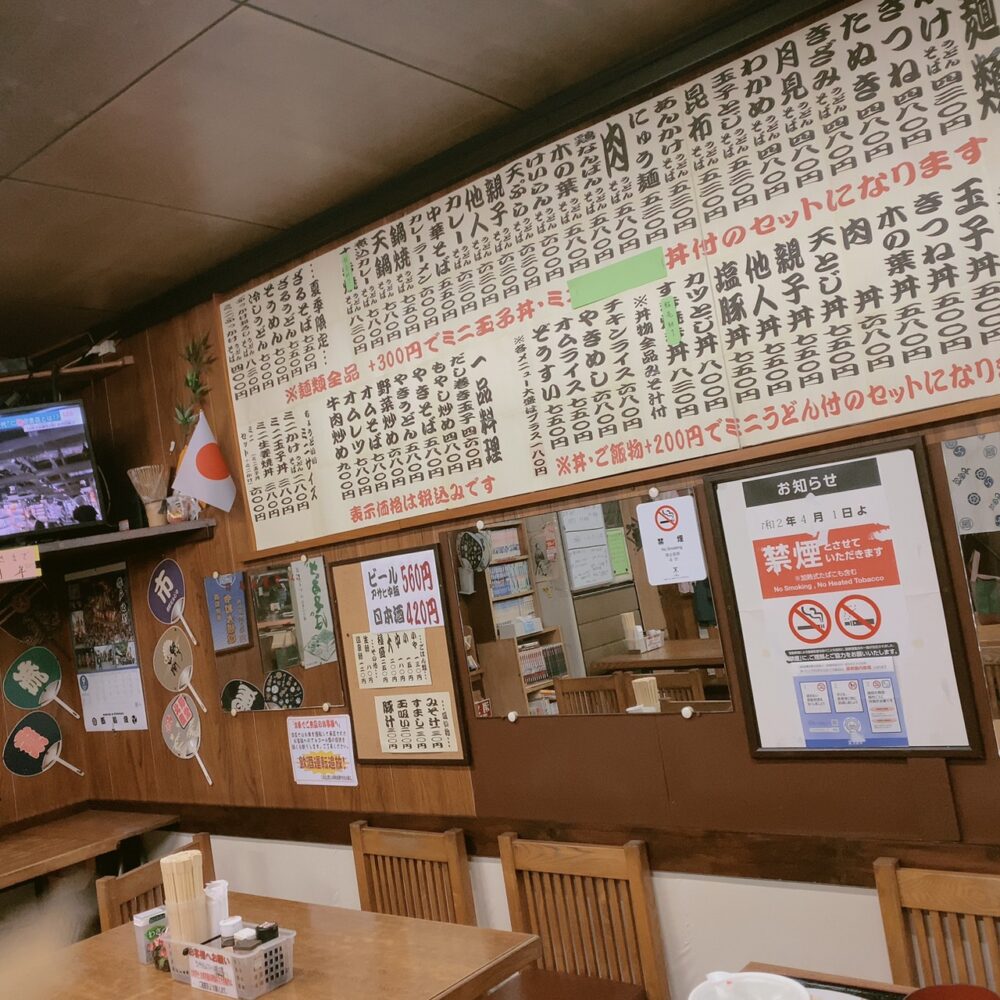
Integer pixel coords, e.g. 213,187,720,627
709,442,978,756
330,545,467,763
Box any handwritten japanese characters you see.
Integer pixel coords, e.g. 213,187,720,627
375,691,458,754
352,629,431,688
289,556,337,667
361,551,442,633
221,0,1000,551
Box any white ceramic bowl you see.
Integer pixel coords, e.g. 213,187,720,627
689,972,812,1000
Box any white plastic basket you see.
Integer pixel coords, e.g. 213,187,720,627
164,928,296,999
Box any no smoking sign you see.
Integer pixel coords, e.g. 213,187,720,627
836,594,881,640
788,599,832,644
654,504,679,532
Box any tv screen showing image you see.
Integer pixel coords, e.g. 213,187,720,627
0,402,104,539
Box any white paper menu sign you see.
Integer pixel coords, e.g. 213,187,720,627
636,495,707,584
559,505,614,591
353,629,430,688
286,714,358,786
361,550,442,633
187,944,239,998
376,691,458,754
222,0,1000,555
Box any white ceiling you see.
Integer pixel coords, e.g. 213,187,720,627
0,0,754,359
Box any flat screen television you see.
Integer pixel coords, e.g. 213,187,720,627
0,401,105,540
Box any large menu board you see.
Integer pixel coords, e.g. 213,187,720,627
221,0,1000,552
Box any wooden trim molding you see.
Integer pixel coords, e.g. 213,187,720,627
91,800,1000,890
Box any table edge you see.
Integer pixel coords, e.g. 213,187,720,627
741,963,912,995
0,810,179,890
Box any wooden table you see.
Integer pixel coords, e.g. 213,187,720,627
46,891,541,999
742,963,912,996
0,808,178,890
591,638,725,673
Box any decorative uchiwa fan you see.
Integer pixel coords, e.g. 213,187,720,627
456,529,492,595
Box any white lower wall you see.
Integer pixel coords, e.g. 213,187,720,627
146,832,892,997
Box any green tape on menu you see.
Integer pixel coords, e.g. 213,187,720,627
568,248,667,308
341,250,356,293
660,295,681,346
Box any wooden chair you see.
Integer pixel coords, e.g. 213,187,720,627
350,820,476,925
497,833,670,1000
650,670,705,703
96,832,215,931
874,856,1000,987
554,674,631,715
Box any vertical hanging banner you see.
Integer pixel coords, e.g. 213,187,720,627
715,448,969,751
289,556,337,666
220,0,1000,556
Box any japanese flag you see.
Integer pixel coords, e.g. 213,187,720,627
173,412,237,512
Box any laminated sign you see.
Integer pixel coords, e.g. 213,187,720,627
716,449,968,750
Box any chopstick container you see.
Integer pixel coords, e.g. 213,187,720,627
164,928,296,998
165,897,211,945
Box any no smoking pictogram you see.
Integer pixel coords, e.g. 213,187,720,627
835,594,881,640
654,504,679,532
788,599,831,644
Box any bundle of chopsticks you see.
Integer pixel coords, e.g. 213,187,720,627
161,850,205,941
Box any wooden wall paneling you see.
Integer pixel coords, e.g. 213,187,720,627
922,415,1000,843
0,633,32,823
654,710,959,840
0,579,93,821
249,707,344,810
469,715,671,828
352,764,399,814
140,310,266,807
105,329,169,517
115,797,1000,889
388,765,475,817
73,379,117,799
126,548,205,806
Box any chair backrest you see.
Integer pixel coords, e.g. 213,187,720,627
96,832,215,932
499,833,670,1000
554,674,631,715
350,821,476,925
652,671,705,703
875,856,1000,987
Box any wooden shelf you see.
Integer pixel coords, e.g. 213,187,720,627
0,355,135,390
515,627,560,642
491,588,534,602
524,679,555,693
34,519,216,558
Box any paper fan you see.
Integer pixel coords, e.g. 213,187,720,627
456,530,492,595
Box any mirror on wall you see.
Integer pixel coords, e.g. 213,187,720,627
448,487,731,718
941,433,1000,751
